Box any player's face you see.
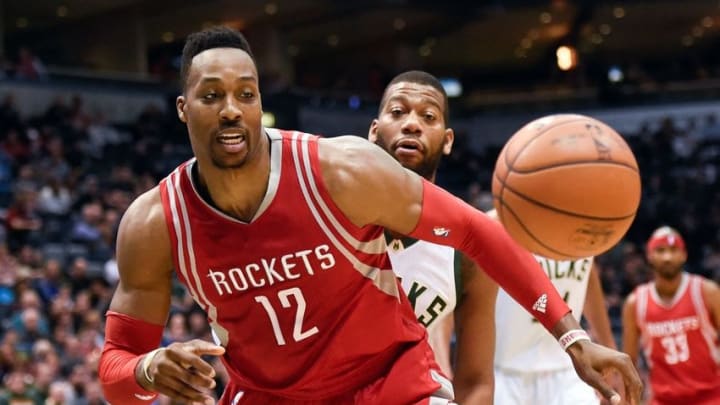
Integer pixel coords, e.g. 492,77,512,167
369,82,453,180
176,48,263,169
647,245,687,280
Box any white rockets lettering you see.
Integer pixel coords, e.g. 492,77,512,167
646,316,700,338
208,244,336,296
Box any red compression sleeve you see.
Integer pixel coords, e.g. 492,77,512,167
99,311,164,404
409,179,570,330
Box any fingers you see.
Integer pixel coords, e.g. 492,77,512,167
583,367,621,404
165,345,220,379
610,354,643,405
183,340,226,357
154,360,216,403
154,380,214,405
148,341,223,403
165,339,225,379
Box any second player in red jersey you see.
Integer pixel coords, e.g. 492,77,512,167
623,226,720,405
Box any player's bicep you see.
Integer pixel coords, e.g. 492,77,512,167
109,188,174,325
319,136,423,231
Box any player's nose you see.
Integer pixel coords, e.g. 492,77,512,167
401,112,422,134
219,96,243,122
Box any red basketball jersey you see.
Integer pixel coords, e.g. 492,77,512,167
158,129,442,402
635,273,720,402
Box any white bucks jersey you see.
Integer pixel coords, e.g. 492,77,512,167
495,255,594,372
387,238,457,334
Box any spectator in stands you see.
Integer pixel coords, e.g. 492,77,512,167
15,47,47,81
5,186,42,253
68,202,102,250
0,371,43,404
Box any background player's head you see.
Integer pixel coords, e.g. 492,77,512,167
646,226,687,280
175,26,263,170
368,70,454,181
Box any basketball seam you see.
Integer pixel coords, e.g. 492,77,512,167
494,172,637,221
492,196,575,258
509,160,640,174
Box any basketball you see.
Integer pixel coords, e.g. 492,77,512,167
492,114,641,260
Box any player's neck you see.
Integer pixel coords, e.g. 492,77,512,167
195,136,271,222
654,272,684,299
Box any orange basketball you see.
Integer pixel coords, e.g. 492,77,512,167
492,114,641,260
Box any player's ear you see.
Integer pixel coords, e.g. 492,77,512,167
442,128,454,155
368,119,379,142
176,96,187,123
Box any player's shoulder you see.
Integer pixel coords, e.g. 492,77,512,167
623,286,641,307
700,276,720,298
118,185,167,240
318,135,384,162
318,135,399,186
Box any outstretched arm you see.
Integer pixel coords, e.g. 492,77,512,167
584,263,617,349
453,254,498,405
98,188,223,405
319,136,642,404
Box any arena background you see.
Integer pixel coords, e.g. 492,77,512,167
1,0,719,403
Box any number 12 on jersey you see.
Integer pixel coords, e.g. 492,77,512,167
255,287,319,346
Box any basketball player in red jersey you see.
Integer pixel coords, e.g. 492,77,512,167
622,226,720,405
97,26,642,405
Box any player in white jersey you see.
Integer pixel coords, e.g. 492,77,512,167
370,71,498,403
491,207,619,405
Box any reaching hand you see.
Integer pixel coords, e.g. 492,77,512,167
138,339,226,405
566,340,642,405
597,369,628,405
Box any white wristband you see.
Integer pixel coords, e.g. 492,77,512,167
558,329,591,351
141,348,165,384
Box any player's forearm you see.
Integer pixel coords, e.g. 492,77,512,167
409,180,570,330
99,311,164,404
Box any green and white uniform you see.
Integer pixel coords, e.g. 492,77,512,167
386,236,460,334
494,255,599,405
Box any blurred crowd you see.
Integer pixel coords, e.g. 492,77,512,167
0,88,719,403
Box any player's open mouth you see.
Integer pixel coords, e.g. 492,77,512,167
218,134,246,144
216,128,248,153
394,138,424,154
